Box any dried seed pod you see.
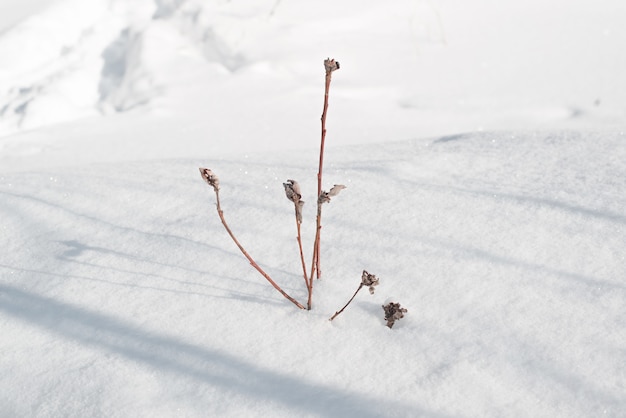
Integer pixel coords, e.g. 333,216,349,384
324,58,340,72
283,179,302,203
328,184,346,197
318,184,346,204
382,302,407,329
361,270,380,294
199,168,220,192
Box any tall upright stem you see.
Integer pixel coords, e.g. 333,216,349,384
308,202,322,307
312,58,339,280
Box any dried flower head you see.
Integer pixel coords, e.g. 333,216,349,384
283,179,305,223
361,270,380,294
199,168,220,192
319,184,346,204
324,58,340,72
283,179,302,203
382,302,407,329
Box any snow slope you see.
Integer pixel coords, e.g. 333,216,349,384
1,0,626,417
2,130,625,417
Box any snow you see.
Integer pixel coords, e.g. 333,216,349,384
1,1,626,417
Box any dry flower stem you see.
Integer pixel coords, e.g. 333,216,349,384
212,186,305,310
307,202,323,308
329,283,364,321
284,180,311,308
329,270,378,320
295,221,312,308
312,58,339,280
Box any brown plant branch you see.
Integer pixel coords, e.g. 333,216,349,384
295,221,312,308
201,168,305,310
329,270,379,321
312,58,340,280
329,283,364,321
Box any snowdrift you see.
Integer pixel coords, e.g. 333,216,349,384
2,131,625,416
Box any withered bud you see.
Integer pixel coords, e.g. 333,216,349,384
382,302,407,329
324,58,340,73
328,184,346,197
319,184,346,204
361,270,380,294
199,168,220,192
283,179,302,203
284,180,305,223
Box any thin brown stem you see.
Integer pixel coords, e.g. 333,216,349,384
311,203,322,279
215,190,305,310
295,221,311,309
308,202,322,304
329,284,364,321
313,59,338,280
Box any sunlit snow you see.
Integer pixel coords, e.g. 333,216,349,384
1,0,625,417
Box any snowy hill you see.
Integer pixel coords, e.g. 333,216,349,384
2,0,625,169
1,0,625,417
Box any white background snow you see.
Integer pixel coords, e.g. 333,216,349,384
1,0,625,417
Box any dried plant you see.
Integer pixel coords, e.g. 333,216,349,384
199,58,342,311
199,59,408,324
382,302,408,328
329,270,380,321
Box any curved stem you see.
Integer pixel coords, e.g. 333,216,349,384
329,284,364,321
215,190,305,310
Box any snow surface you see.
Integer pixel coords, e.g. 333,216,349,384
1,0,626,417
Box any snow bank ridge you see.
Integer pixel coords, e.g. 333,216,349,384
0,0,257,136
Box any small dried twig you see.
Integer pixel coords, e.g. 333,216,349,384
382,302,407,328
200,168,305,309
329,270,379,321
312,58,340,280
283,179,311,308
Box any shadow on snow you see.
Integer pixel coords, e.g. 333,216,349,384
0,284,449,417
